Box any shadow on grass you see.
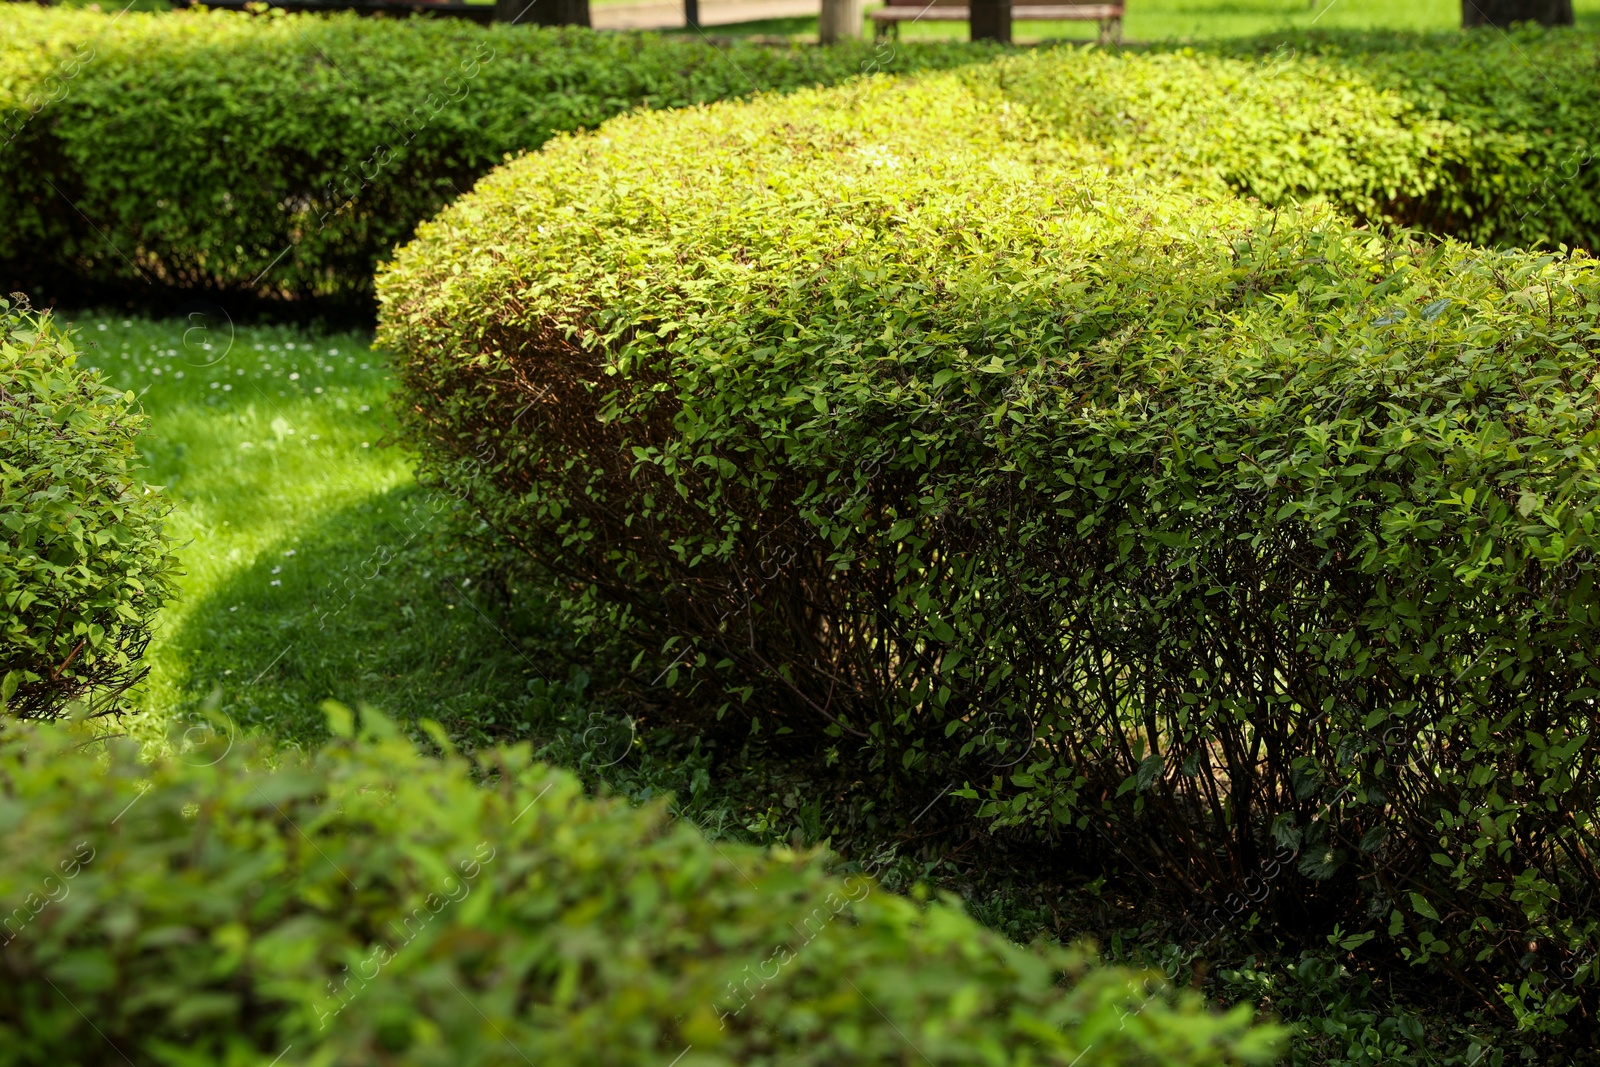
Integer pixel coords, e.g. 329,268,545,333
163,482,843,852
164,482,597,750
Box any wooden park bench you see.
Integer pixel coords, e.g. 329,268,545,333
870,0,1123,42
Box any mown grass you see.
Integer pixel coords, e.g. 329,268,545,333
73,312,593,755
690,0,1600,42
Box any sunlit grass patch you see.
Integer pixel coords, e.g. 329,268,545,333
72,312,580,751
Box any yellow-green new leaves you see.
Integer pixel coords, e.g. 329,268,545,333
989,33,1600,252
0,302,176,720
0,717,1282,1065
0,5,986,306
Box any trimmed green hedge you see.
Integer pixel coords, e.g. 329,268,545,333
378,69,1600,1026
990,30,1600,251
989,46,1473,233
0,301,176,720
1215,29,1600,250
0,709,1281,1064
0,6,984,307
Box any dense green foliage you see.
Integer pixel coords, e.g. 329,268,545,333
1018,31,1600,251
0,302,176,720
14,11,1600,1059
0,710,1280,1065
58,308,1484,1066
1291,29,1600,251
993,46,1471,232
379,68,1600,1033
0,6,984,306
7,11,1600,311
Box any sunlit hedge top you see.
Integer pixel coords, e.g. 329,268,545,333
988,46,1465,227
0,711,1280,1064
376,70,1270,605
381,69,1600,1011
988,34,1600,250
0,302,176,720
0,5,986,304
1215,27,1600,248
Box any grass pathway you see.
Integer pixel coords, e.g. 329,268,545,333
78,312,585,753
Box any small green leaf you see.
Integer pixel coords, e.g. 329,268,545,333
322,700,355,739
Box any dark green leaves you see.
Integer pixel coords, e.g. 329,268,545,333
0,6,987,306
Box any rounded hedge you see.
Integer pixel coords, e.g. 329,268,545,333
0,301,176,721
0,6,984,307
0,709,1280,1065
379,68,1600,1027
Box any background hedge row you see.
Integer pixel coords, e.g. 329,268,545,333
378,67,1600,1031
0,710,1281,1065
6,12,1600,313
0,6,983,309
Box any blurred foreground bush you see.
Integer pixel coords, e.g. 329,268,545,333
0,709,1280,1065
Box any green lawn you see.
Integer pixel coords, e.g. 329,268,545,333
686,0,1600,42
74,313,595,758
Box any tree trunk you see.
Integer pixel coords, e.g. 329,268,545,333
819,0,863,43
1462,0,1572,26
494,0,591,26
970,0,1010,42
